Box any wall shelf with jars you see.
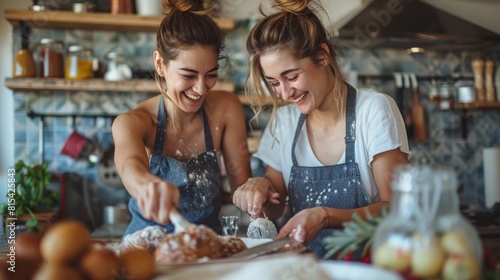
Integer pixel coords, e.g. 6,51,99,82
5,76,279,107
5,77,234,94
4,9,234,33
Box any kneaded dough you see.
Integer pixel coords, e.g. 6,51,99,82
247,218,278,239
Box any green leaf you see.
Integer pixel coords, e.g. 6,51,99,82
26,218,39,233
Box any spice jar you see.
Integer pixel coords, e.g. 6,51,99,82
103,50,132,81
65,45,94,80
372,165,482,280
36,38,65,78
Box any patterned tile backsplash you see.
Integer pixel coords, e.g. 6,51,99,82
11,24,500,211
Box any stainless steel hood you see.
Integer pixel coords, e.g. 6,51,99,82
332,0,500,51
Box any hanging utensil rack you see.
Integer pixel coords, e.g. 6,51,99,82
27,110,118,162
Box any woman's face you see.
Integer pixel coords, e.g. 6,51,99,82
260,49,331,114
155,45,219,113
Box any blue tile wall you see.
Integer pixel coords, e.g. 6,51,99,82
11,24,500,209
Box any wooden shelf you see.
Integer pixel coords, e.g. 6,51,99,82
452,101,500,110
4,9,234,33
5,77,234,94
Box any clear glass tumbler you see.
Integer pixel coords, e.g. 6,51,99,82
222,216,239,236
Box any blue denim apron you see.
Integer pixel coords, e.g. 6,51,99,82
124,97,223,236
288,84,371,258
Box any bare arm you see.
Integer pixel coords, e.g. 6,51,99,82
112,109,180,224
218,92,252,194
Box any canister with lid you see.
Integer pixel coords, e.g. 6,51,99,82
65,45,94,80
104,50,132,81
36,38,65,78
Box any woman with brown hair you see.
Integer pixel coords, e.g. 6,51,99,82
113,0,251,236
233,0,410,258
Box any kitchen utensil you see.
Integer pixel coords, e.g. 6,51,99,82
485,59,496,102
393,73,404,118
227,237,298,260
60,130,93,159
136,0,163,16
456,86,475,103
73,2,95,13
169,208,195,233
410,73,426,142
111,0,132,14
103,204,131,225
472,58,486,101
402,73,413,137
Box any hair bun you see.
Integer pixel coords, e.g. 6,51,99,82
162,0,205,13
274,0,311,14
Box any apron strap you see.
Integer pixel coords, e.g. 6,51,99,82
153,98,215,155
153,97,167,155
201,106,214,151
344,84,357,163
291,114,306,166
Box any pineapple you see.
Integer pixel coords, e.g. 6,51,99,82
323,206,389,261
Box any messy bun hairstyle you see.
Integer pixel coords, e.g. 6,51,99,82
246,0,345,122
155,0,225,94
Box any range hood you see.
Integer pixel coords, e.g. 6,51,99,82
332,0,500,51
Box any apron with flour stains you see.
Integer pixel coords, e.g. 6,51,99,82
288,84,371,258
124,97,223,236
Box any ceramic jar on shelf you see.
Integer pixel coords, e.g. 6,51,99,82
371,165,483,279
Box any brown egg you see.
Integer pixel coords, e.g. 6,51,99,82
120,248,155,280
80,247,121,280
32,264,83,280
15,232,43,262
40,220,90,265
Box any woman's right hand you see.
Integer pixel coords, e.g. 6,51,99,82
232,177,280,219
137,179,180,225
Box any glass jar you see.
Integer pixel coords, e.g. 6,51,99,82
12,49,36,78
372,165,483,280
65,45,94,80
36,38,65,78
103,50,132,81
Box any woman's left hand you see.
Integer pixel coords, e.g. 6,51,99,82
276,207,327,244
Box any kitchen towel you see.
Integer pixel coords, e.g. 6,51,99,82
483,147,500,208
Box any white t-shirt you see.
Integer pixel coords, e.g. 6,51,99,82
254,88,411,202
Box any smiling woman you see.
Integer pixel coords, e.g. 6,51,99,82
231,0,410,259
112,0,251,239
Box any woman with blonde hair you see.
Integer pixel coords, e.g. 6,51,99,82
233,0,410,257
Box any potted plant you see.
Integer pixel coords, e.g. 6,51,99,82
1,159,59,233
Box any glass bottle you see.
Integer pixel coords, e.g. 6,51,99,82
65,45,94,80
36,38,65,78
372,165,483,280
